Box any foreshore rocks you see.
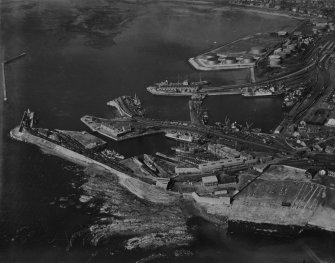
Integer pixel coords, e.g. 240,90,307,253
76,165,193,250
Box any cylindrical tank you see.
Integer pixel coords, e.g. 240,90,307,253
277,31,288,37
216,52,227,58
207,57,219,65
243,57,254,63
205,53,217,59
250,46,265,55
225,57,236,64
287,44,297,51
283,48,291,56
269,54,281,60
269,58,281,66
274,48,282,55
277,52,287,59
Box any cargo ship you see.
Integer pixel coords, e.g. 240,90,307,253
143,154,157,172
146,79,209,96
241,86,284,97
107,95,144,117
165,130,194,142
241,83,285,98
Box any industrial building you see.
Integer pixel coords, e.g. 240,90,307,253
201,175,219,187
207,143,241,158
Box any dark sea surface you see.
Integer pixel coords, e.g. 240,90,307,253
1,0,335,262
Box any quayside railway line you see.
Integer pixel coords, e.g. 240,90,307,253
30,128,133,175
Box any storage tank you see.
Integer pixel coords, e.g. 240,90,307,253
225,57,236,64
243,57,254,63
277,52,287,59
205,53,217,59
287,44,297,51
269,58,281,66
216,52,227,58
283,48,291,56
207,57,219,65
250,46,265,55
277,31,288,37
269,54,281,60
274,48,282,55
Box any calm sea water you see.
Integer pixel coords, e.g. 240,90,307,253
1,0,334,262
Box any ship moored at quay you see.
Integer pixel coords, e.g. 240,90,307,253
107,94,144,117
9,108,335,239
241,83,285,97
146,79,209,96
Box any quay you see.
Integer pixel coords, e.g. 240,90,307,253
10,113,179,204
1,51,26,102
188,57,255,71
3,52,26,65
189,99,203,125
1,62,6,101
81,115,164,141
107,95,144,117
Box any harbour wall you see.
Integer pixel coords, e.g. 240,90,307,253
10,127,179,204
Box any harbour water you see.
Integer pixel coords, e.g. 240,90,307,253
1,0,334,262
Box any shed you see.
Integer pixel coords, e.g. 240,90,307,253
202,175,218,186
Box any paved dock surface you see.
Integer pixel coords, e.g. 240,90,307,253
0,47,5,101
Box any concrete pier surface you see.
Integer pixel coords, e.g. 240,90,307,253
228,165,335,234
1,62,6,101
0,46,6,101
10,126,180,204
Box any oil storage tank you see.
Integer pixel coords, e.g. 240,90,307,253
225,57,236,64
243,57,254,63
249,46,265,55
269,54,281,66
207,57,219,65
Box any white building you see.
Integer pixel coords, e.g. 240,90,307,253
207,144,240,158
201,175,218,187
175,166,201,175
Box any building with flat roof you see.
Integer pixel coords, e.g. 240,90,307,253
201,175,218,187
207,143,241,158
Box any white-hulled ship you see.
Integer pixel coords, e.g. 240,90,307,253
146,79,209,96
165,130,193,142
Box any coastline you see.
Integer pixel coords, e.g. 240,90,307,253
224,5,306,21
